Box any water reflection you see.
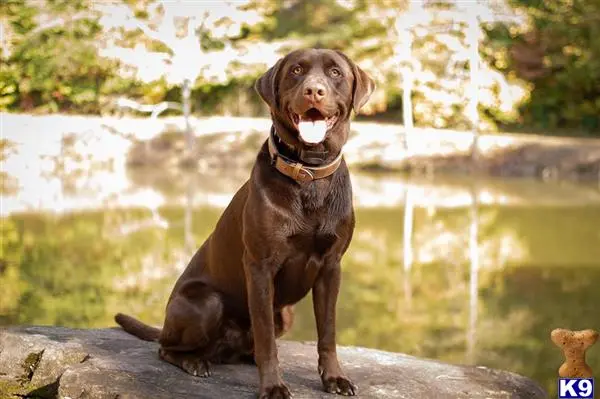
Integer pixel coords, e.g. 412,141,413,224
1,165,600,397
402,185,414,310
184,176,195,255
467,187,479,364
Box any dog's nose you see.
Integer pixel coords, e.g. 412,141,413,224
303,83,327,103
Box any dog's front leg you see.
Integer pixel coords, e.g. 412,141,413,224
244,252,291,399
313,264,357,396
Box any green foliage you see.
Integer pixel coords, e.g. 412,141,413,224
252,0,379,46
1,0,134,113
190,76,265,117
1,0,598,134
485,0,600,132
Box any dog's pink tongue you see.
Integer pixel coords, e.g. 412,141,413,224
298,120,327,144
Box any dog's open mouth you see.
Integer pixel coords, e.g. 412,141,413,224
290,108,339,145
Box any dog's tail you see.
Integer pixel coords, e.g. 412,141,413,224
114,313,161,342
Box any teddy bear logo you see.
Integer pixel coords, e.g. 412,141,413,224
551,328,598,378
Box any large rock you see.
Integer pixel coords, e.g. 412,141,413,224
0,326,547,399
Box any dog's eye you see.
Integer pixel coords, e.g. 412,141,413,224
330,68,342,77
292,66,303,75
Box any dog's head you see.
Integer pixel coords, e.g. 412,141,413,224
255,48,375,161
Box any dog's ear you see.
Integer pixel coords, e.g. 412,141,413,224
351,64,376,114
255,58,284,109
336,51,376,114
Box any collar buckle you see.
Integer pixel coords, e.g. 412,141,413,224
292,164,314,182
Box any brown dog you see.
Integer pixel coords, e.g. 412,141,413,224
115,48,375,398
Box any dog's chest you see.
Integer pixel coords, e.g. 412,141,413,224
274,218,346,306
275,231,338,306
272,170,353,306
286,178,351,257
287,229,337,256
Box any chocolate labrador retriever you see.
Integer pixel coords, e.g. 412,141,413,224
115,48,375,398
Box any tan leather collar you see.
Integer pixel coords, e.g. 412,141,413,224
268,129,343,183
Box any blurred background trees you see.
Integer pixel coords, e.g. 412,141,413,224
486,0,600,133
1,0,122,113
1,0,598,135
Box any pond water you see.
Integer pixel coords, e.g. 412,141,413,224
2,134,600,396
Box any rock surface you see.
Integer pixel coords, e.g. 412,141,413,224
0,326,547,399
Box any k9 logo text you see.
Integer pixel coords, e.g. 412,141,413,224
558,378,594,399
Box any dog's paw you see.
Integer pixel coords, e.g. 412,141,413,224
181,358,211,378
259,383,292,399
322,376,357,396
